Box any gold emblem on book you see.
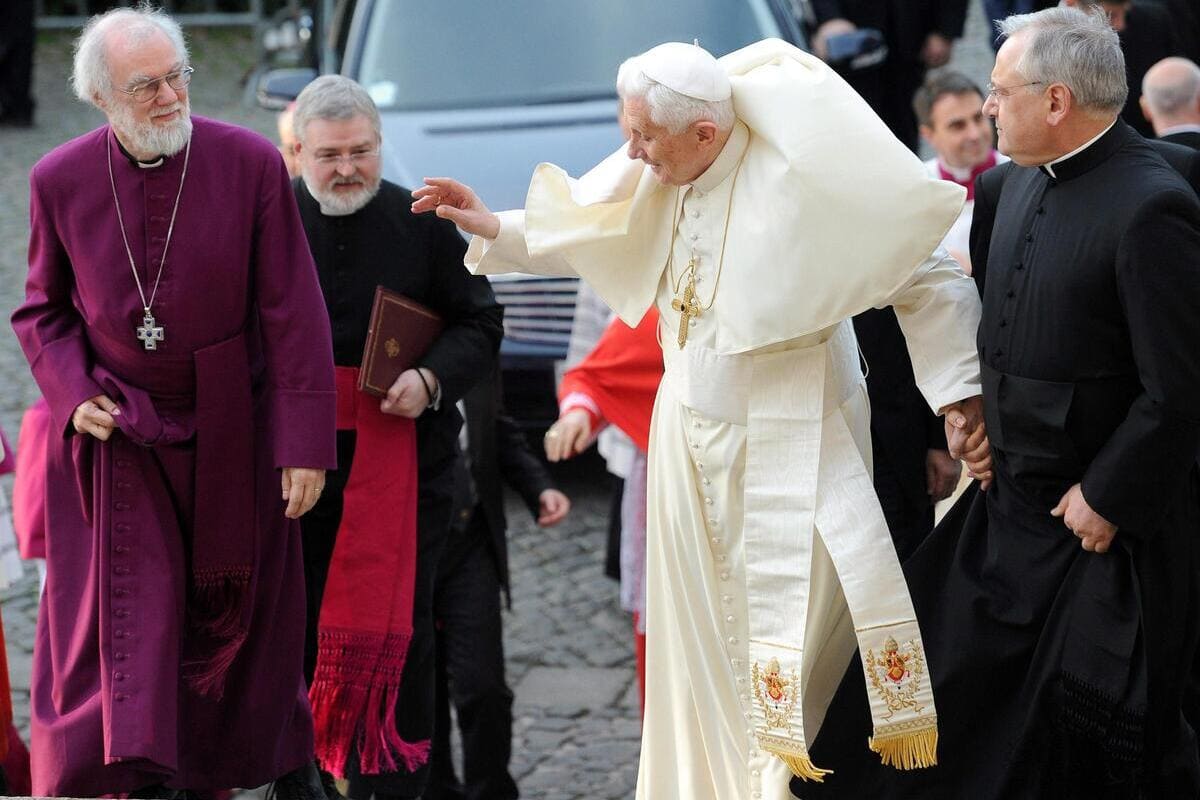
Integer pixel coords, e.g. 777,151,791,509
384,338,401,358
752,658,799,731
866,637,927,720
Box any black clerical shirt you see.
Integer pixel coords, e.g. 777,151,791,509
293,178,503,407
970,121,1200,532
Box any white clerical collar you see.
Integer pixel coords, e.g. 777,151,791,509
691,121,750,195
1042,118,1116,178
1160,123,1200,137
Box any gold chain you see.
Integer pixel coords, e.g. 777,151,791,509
666,157,744,311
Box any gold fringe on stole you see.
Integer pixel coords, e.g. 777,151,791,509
867,725,939,770
762,744,834,782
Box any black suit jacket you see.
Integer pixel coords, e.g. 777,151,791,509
970,122,1200,530
1150,138,1200,193
294,179,505,502
1162,130,1200,151
463,368,555,596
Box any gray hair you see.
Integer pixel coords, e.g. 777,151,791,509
1143,58,1200,117
73,2,188,105
997,6,1127,114
292,75,382,144
615,59,735,135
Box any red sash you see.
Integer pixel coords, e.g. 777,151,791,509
309,366,426,778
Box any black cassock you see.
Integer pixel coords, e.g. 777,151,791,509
797,122,1200,799
294,179,503,797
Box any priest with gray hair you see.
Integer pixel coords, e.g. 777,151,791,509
802,7,1200,798
11,2,335,796
415,39,988,799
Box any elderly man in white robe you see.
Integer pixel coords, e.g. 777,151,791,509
414,39,990,800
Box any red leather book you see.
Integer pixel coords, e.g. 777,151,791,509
357,286,445,397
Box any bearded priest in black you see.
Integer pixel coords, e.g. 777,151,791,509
290,76,503,800
798,8,1200,800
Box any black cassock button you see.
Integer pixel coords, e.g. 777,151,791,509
1007,290,1015,298
995,349,1004,356
999,320,1008,327
1015,262,1024,271
1025,233,1033,242
1037,207,1045,214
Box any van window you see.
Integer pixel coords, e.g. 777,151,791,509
357,0,780,111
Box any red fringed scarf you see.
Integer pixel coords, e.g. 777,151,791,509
310,366,425,778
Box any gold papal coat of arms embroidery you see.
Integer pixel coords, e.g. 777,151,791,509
865,636,927,720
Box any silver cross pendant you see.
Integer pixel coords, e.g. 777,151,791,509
136,312,165,351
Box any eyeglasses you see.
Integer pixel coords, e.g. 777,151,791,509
985,80,1044,100
122,66,195,103
312,150,380,167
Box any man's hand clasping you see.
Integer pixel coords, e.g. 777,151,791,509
943,394,993,490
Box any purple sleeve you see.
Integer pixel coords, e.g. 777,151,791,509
10,167,105,437
253,149,337,470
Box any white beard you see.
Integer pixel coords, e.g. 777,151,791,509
109,97,193,159
302,172,381,216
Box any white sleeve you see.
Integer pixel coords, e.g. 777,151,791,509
882,247,983,413
463,209,578,277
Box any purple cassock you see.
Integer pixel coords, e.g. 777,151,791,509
10,115,337,795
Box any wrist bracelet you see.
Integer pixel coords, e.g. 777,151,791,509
414,367,435,407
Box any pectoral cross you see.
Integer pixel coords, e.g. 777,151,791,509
671,272,702,349
136,311,164,351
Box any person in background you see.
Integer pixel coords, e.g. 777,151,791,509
545,309,663,710
1141,56,1200,147
915,70,1010,273
810,0,970,150
427,367,570,800
278,101,300,177
290,74,503,800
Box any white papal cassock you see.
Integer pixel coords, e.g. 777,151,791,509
466,40,981,800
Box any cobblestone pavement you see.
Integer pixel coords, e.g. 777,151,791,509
0,6,998,798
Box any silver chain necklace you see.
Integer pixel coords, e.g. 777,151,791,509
106,134,191,351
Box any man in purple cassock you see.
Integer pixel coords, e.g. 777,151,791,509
10,6,336,797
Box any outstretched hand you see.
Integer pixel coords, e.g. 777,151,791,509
411,178,501,239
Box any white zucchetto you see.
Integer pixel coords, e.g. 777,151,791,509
634,41,732,102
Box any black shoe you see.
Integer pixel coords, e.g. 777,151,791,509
129,784,176,799
268,760,328,800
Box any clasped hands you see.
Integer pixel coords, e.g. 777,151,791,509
72,394,325,520
942,395,992,490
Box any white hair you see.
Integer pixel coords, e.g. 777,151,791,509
615,58,735,135
292,74,382,145
73,2,189,106
1143,58,1200,117
997,6,1127,114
